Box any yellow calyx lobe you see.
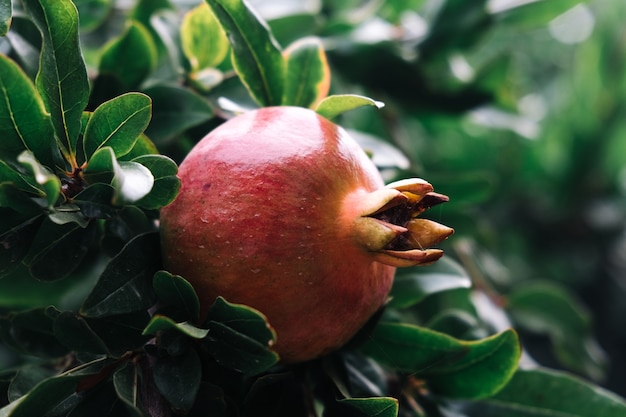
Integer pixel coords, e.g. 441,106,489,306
352,178,454,267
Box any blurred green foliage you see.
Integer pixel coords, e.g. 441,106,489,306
1,0,626,416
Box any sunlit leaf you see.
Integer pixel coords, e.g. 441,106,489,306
205,0,285,106
81,232,160,317
462,367,626,417
0,55,55,167
23,0,89,164
83,92,152,161
282,37,330,108
112,161,154,205
315,94,384,120
181,3,229,71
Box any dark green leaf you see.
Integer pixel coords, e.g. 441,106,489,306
98,20,158,90
23,0,89,163
204,297,279,376
463,368,626,417
6,307,68,358
23,218,95,281
143,315,209,339
102,205,153,255
83,92,152,160
508,281,607,380
181,3,229,71
132,154,180,210
86,312,151,356
153,349,202,412
205,0,285,106
0,55,55,167
282,37,330,108
143,84,214,145
243,373,308,417
81,232,160,317
315,94,384,120
7,365,56,402
113,362,143,416
53,311,110,355
361,323,520,399
0,0,10,35
337,397,399,417
74,0,112,31
389,256,472,308
0,213,42,278
153,270,200,322
118,134,158,161
72,183,117,219
0,160,41,195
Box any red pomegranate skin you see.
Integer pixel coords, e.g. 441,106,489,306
160,106,395,362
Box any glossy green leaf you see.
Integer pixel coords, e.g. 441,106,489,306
361,323,520,399
112,161,154,205
143,84,214,144
282,37,330,107
0,55,55,167
205,0,285,106
337,397,399,417
315,94,385,120
464,368,626,417
23,219,95,281
131,154,180,209
23,0,89,163
494,0,584,27
83,93,152,160
181,3,229,71
143,316,209,339
389,256,472,308
153,349,202,412
153,270,200,322
119,134,158,161
0,0,10,35
81,232,160,317
204,297,279,376
83,146,116,184
17,151,60,208
508,281,607,381
99,20,158,90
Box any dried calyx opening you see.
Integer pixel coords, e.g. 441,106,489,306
352,179,454,267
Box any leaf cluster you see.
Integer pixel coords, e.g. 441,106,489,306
1,0,625,417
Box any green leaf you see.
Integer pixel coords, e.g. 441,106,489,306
0,0,10,35
74,0,112,32
113,362,142,416
0,213,42,278
0,160,40,195
143,316,209,339
83,92,152,161
337,397,399,417
81,232,160,317
143,84,214,145
153,270,201,322
86,312,151,357
23,0,89,164
23,218,96,281
464,368,626,417
72,183,117,219
181,3,229,71
153,349,202,412
17,151,61,208
494,0,584,28
315,94,384,120
53,311,110,355
4,307,69,358
8,365,56,402
361,323,520,399
132,154,180,210
205,0,285,106
113,161,154,205
98,20,158,90
0,55,55,167
204,297,279,376
389,256,472,308
282,37,330,108
508,281,607,381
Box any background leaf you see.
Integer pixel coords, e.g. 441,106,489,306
315,94,385,120
0,0,10,35
205,0,285,106
181,3,229,72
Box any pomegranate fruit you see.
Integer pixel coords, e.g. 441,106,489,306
160,106,453,363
